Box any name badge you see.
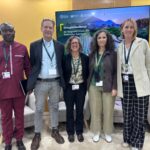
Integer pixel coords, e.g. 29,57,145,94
96,81,103,86
123,75,129,82
121,64,129,73
49,69,57,75
72,84,79,90
2,72,11,79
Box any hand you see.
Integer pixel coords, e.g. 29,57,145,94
112,89,117,97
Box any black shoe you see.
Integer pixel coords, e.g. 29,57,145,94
16,140,26,150
31,133,41,150
68,135,74,143
77,134,84,142
5,144,12,150
51,129,65,144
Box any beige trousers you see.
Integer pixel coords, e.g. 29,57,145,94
89,85,115,134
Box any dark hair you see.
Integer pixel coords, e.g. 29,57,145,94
41,18,55,27
0,22,14,35
90,29,115,55
65,36,83,53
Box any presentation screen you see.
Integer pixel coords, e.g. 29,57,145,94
56,6,150,54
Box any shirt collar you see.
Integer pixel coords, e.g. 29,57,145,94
2,40,15,48
43,39,53,47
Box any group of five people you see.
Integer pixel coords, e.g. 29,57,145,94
0,18,150,150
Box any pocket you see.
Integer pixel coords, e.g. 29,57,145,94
14,55,24,63
14,55,24,58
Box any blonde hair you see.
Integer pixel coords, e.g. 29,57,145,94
121,18,137,39
41,18,55,27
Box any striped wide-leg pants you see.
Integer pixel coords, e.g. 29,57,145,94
122,74,149,149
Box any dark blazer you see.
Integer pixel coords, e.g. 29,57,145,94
63,52,89,89
87,50,117,92
27,38,65,91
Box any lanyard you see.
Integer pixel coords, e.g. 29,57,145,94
2,45,13,74
72,57,80,77
94,52,104,81
95,52,103,67
124,40,134,64
43,42,55,63
2,46,10,68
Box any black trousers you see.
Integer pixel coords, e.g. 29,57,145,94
122,74,149,149
64,83,86,135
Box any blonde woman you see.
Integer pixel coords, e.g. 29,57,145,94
117,18,150,150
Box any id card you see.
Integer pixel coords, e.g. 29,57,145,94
2,72,11,79
123,75,129,82
72,84,79,90
96,81,103,86
49,69,57,75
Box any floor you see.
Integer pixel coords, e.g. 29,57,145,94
0,122,150,150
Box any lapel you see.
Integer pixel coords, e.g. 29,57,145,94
103,50,110,57
119,42,124,56
80,53,83,64
90,53,95,70
80,53,86,76
119,37,141,61
53,40,59,65
89,53,96,79
37,39,43,63
130,37,141,57
68,53,72,71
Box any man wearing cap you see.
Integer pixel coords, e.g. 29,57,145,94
27,18,65,149
0,23,31,150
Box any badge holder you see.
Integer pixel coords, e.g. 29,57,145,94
2,71,11,79
49,69,57,75
96,81,103,87
124,64,129,73
72,84,79,90
123,75,129,82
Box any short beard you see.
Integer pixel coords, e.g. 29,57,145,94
4,35,15,44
